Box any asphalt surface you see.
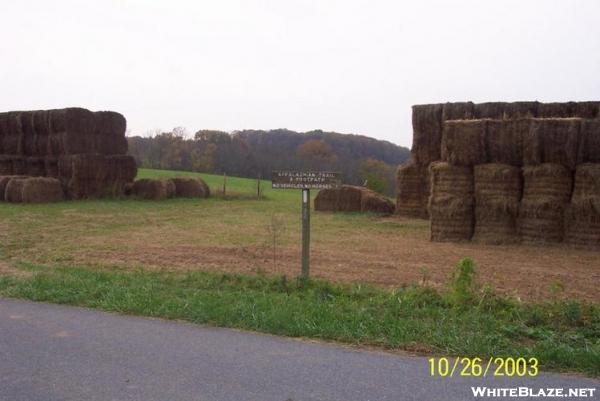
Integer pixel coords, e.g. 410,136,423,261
0,299,597,401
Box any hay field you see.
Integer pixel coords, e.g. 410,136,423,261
0,168,598,302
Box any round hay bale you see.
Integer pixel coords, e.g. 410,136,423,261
411,104,443,165
360,190,394,214
486,119,527,166
337,186,363,212
171,178,205,198
572,163,600,201
165,179,176,198
564,198,600,249
197,178,210,198
429,195,474,242
21,177,64,203
314,188,339,211
4,177,28,203
577,119,600,164
441,120,487,166
0,175,26,201
518,198,565,244
429,161,473,198
474,163,521,204
132,178,173,200
522,163,572,202
396,161,430,219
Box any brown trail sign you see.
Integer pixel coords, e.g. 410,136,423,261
272,171,342,278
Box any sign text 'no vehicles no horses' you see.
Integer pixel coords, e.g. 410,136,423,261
272,171,342,278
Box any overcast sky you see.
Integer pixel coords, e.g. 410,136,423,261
2,0,599,147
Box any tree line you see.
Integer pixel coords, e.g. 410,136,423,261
127,128,410,196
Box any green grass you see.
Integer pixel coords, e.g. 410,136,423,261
0,258,598,377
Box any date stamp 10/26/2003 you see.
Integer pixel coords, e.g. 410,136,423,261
429,357,539,378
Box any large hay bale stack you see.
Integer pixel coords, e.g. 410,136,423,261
473,102,505,119
132,178,175,200
486,119,528,166
0,112,23,155
395,161,430,219
58,154,137,199
473,164,521,244
441,120,487,166
536,102,577,118
577,119,600,164
565,164,600,249
518,163,572,244
503,101,539,119
0,156,12,175
538,118,581,170
411,104,443,164
429,162,474,241
20,177,64,203
26,157,46,176
50,108,96,155
171,177,210,198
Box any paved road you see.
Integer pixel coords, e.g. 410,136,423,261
0,299,597,401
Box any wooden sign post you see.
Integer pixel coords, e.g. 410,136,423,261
272,171,342,278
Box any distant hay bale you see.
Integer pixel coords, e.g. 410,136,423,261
20,177,64,203
429,162,474,242
314,185,391,213
473,164,521,244
411,104,443,164
429,161,473,198
93,111,128,155
360,190,395,214
441,102,474,121
4,177,27,203
429,195,474,242
486,119,528,166
441,120,487,166
572,163,600,201
518,198,566,244
336,186,363,212
171,177,209,198
395,161,429,219
522,163,572,202
577,119,600,164
132,178,175,200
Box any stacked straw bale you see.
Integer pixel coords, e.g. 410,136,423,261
473,164,521,244
441,120,487,166
523,118,581,169
518,164,572,244
428,162,474,241
486,119,528,166
395,161,430,218
565,164,600,249
0,107,136,200
577,119,600,164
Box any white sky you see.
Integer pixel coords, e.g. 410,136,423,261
2,0,599,148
